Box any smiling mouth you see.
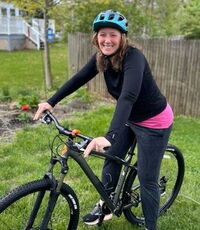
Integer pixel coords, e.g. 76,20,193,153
103,45,113,49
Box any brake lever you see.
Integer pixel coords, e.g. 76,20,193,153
40,114,52,124
74,140,89,151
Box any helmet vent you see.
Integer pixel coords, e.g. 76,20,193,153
108,14,115,20
100,15,105,20
118,15,124,21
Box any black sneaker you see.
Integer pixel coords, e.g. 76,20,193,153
82,203,113,225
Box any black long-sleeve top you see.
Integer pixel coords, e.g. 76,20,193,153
48,46,167,144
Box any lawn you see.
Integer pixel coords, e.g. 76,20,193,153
0,43,199,229
0,42,68,100
0,105,199,230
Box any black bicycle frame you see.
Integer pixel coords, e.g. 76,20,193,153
66,139,137,215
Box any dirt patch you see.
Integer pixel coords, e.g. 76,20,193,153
0,98,92,143
0,103,22,141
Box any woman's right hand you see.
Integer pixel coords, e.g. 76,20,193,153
33,102,53,120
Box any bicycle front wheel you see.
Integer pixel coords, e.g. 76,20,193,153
0,178,79,230
123,144,185,226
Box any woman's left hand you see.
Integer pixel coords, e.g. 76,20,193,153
83,137,111,158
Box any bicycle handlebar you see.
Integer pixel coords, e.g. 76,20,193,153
40,110,130,165
41,110,93,142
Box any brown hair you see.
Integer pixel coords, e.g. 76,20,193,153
92,32,136,72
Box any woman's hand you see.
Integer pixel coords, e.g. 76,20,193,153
83,137,111,158
33,102,53,120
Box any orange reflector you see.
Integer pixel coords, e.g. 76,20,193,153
71,129,81,137
61,145,68,155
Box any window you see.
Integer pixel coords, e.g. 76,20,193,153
10,9,16,16
1,8,7,16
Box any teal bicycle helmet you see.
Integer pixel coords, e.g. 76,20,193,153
93,10,128,33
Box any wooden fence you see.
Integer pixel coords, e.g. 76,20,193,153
68,32,200,117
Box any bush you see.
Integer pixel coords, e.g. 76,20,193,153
17,94,40,109
17,112,32,123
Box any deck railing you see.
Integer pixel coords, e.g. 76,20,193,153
22,20,44,49
0,16,44,49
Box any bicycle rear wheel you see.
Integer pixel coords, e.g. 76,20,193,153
123,144,185,226
0,178,79,230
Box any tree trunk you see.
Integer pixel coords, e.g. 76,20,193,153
43,0,53,89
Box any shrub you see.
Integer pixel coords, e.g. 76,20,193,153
17,112,32,123
17,94,40,109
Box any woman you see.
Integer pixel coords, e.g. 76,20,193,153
34,10,174,230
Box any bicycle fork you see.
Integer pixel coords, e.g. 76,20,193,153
24,156,68,230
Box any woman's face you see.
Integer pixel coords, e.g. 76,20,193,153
97,28,121,56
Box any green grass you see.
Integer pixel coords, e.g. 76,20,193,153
0,104,199,230
0,42,68,99
0,44,199,229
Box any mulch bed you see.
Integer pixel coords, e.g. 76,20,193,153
0,98,91,143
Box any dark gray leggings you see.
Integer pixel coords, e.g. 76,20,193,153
101,123,172,230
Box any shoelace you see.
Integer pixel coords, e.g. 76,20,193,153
90,204,101,215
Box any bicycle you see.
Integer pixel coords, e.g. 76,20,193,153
0,110,185,229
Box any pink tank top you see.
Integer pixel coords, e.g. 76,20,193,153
134,104,174,129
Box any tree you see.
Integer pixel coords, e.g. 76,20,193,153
52,0,186,38
5,0,60,89
132,0,184,37
52,0,146,36
180,0,200,39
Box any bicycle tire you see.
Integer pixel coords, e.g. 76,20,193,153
0,178,79,230
122,144,185,226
